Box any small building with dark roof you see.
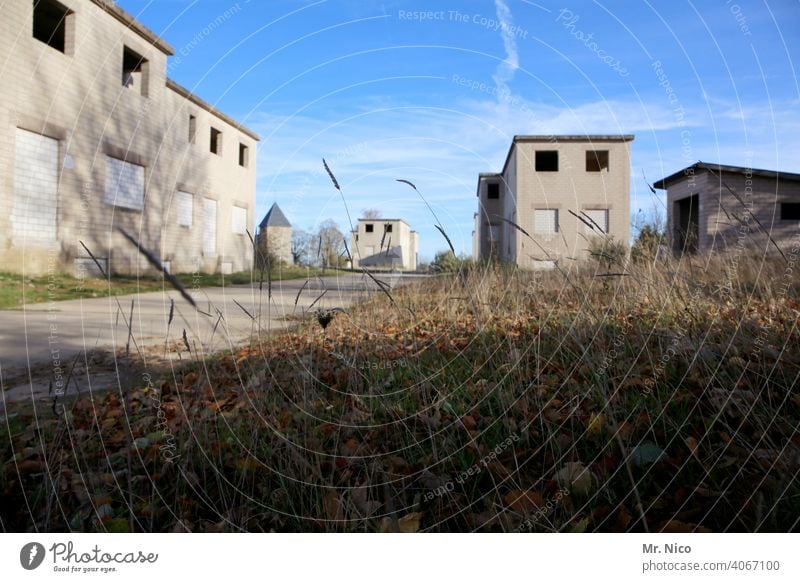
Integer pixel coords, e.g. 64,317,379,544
654,162,800,255
257,203,293,266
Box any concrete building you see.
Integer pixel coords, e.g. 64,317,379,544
350,218,418,271
0,0,259,276
654,162,800,255
474,135,633,269
257,202,292,267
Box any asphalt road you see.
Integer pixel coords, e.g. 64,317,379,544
0,272,422,407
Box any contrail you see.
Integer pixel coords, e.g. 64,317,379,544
492,0,519,100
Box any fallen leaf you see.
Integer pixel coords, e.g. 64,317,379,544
555,462,593,495
504,490,542,512
397,512,423,533
630,442,666,467
322,491,344,521
587,412,605,435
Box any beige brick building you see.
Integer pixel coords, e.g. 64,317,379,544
350,218,418,271
0,0,259,276
654,162,800,255
474,135,633,269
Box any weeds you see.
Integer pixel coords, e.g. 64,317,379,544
2,248,798,532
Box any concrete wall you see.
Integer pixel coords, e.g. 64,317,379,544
350,219,417,270
476,137,631,268
0,0,257,276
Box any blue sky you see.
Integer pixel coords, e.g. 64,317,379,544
118,0,800,260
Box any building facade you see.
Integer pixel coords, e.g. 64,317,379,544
654,162,800,255
474,135,633,269
350,218,418,271
0,0,259,276
257,202,292,267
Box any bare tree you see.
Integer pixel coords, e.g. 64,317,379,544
291,228,313,266
317,219,345,271
361,208,381,219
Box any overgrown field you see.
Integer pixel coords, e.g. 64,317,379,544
2,252,799,532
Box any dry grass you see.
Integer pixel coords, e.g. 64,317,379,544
2,249,799,532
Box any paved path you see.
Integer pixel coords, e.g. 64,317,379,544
0,272,423,407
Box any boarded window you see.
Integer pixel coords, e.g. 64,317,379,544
122,46,149,96
210,127,222,155
105,156,145,211
583,209,609,233
535,151,559,172
239,143,249,167
534,209,558,235
12,128,59,245
176,191,193,226
203,198,217,255
365,223,374,233
586,150,609,172
780,202,800,220
232,205,247,235
487,183,500,199
33,0,72,54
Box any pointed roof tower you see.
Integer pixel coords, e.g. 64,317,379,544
259,202,291,229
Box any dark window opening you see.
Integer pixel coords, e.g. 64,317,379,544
535,150,559,172
239,143,249,167
188,115,196,144
365,224,374,233
122,46,149,96
384,224,393,233
210,127,222,155
487,183,500,199
586,150,609,172
781,202,800,220
33,0,72,53
674,194,699,254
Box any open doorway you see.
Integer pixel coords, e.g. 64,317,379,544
674,194,699,253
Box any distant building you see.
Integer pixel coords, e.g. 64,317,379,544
0,0,259,276
349,218,418,271
654,162,800,255
474,135,633,268
257,203,293,266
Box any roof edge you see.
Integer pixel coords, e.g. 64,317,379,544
653,162,800,189
90,0,174,55
166,80,261,141
513,134,635,143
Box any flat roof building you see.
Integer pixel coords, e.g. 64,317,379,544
0,0,260,276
